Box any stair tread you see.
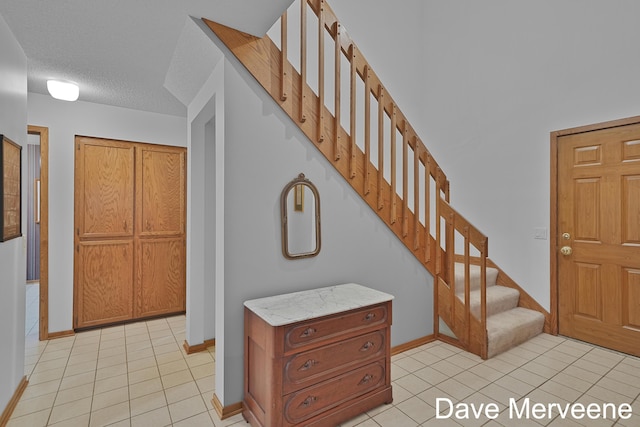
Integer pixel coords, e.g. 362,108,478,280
485,307,545,358
456,285,519,300
457,285,520,317
487,307,545,328
454,263,499,290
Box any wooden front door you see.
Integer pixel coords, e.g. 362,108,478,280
556,119,640,356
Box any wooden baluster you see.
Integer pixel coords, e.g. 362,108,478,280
413,139,419,250
435,172,442,275
280,11,288,101
377,85,384,210
444,178,450,202
424,153,431,263
390,105,397,224
447,211,455,328
333,22,341,160
480,241,488,359
464,229,471,347
363,65,371,195
299,0,307,123
317,0,325,143
349,44,357,178
402,123,408,237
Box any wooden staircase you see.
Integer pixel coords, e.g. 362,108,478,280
203,0,550,359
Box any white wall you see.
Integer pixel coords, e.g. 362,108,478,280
27,93,186,332
301,0,640,311
186,58,226,402
186,59,224,355
329,0,427,139
421,0,640,309
218,52,433,405
0,12,27,413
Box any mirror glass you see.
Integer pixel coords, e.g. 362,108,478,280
281,173,321,259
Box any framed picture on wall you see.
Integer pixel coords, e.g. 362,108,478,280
1,135,22,242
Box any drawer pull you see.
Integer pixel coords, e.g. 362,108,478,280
298,359,319,371
360,341,375,352
358,374,374,385
364,312,376,321
299,327,317,338
299,395,317,408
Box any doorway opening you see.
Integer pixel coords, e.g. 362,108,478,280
26,125,49,342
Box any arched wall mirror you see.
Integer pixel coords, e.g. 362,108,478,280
281,173,321,259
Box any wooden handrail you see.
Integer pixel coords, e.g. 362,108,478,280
203,0,490,357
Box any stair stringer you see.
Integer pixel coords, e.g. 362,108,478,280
489,260,553,334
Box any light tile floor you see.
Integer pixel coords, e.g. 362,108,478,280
11,287,640,426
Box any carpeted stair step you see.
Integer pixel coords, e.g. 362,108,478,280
456,285,520,318
454,263,500,291
486,307,545,358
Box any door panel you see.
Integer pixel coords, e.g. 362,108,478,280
76,137,134,239
76,240,134,327
574,262,601,320
558,122,640,356
136,237,185,318
623,269,640,329
137,146,185,237
622,175,640,243
574,178,600,241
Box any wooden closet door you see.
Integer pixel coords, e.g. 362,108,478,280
135,145,186,318
75,137,135,328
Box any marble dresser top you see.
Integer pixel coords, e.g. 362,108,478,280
244,283,394,327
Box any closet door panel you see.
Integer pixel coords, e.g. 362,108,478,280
76,240,134,328
137,146,186,237
76,137,134,239
136,237,186,318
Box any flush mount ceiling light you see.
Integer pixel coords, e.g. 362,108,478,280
46,79,79,101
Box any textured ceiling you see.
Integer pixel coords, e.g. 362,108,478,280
0,0,293,116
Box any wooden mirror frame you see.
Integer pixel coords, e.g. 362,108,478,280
281,173,321,259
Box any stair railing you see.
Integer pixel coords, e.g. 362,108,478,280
438,199,488,358
203,0,490,356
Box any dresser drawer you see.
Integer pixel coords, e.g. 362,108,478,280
283,360,386,426
284,304,388,351
283,330,385,393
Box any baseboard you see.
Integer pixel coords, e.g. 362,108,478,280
391,334,436,356
211,393,243,420
183,339,215,355
208,336,432,420
0,376,28,427
436,333,467,351
47,330,75,339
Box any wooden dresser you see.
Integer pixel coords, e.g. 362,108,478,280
243,284,393,427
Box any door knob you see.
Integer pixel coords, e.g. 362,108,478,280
560,246,573,256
